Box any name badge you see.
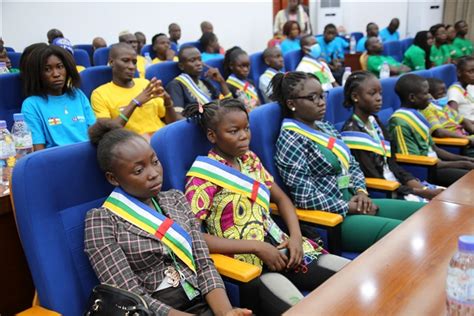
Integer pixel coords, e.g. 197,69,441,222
337,175,351,189
181,280,200,301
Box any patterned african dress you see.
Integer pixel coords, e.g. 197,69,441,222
185,149,322,268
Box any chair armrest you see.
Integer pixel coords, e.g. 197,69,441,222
17,306,61,316
395,154,438,166
365,178,400,191
433,137,469,146
270,203,343,227
210,254,261,283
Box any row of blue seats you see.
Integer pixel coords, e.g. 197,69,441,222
0,54,457,132
382,38,414,62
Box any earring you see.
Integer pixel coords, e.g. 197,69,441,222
354,99,358,102
291,107,296,111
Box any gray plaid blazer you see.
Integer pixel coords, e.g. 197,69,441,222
84,189,225,315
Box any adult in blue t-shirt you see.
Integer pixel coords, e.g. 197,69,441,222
21,45,95,150
380,18,400,42
356,22,380,52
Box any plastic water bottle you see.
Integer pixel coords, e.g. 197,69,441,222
0,62,9,74
349,36,357,54
342,67,352,86
446,235,474,315
379,61,390,79
11,113,33,160
0,120,16,185
144,52,152,69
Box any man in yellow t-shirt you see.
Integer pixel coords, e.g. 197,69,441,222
91,43,181,136
118,32,146,78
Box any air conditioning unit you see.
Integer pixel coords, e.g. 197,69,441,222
311,0,343,35
406,0,444,38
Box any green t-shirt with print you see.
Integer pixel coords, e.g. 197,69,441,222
453,37,473,56
367,55,401,77
402,45,426,70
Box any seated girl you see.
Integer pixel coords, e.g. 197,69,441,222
271,71,425,253
402,31,433,71
84,119,251,316
224,47,260,111
21,45,96,150
448,56,474,122
183,98,350,315
340,71,444,202
280,21,301,55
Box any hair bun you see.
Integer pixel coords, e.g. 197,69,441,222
88,119,123,147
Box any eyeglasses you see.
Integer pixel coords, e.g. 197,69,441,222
291,92,327,103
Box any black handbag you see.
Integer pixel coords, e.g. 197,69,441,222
84,284,155,316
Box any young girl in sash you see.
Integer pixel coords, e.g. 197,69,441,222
448,56,474,121
84,120,251,316
389,74,474,186
223,47,260,110
183,99,349,314
271,71,424,253
341,71,444,201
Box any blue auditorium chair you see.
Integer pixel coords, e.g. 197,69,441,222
382,40,403,62
430,64,457,87
0,73,23,129
181,41,203,52
73,49,91,68
141,44,155,59
73,44,94,62
284,49,304,71
79,66,112,100
411,69,432,79
249,51,271,102
7,51,21,69
400,37,413,54
204,56,225,77
92,47,110,66
351,32,364,43
5,46,15,52
12,139,261,315
145,61,181,86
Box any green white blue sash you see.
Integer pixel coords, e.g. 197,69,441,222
450,82,474,102
103,187,196,272
175,73,212,105
226,74,259,101
282,118,351,171
341,131,391,157
392,108,430,141
186,156,270,211
299,56,331,83
262,68,280,80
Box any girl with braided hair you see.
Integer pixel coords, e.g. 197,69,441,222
183,98,349,315
340,71,443,201
272,71,424,253
223,47,260,110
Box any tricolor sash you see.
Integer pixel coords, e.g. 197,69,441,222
341,131,391,157
450,82,474,102
282,119,351,171
226,74,259,101
391,108,430,141
175,73,212,105
186,156,270,212
103,187,196,272
262,68,280,80
299,56,331,84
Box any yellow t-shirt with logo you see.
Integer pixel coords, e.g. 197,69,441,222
91,78,166,135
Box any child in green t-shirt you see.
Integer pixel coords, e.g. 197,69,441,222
446,25,464,60
402,31,433,70
429,24,451,66
0,48,19,74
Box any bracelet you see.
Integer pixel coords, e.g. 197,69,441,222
357,188,369,196
132,98,142,107
422,186,428,191
119,112,129,122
